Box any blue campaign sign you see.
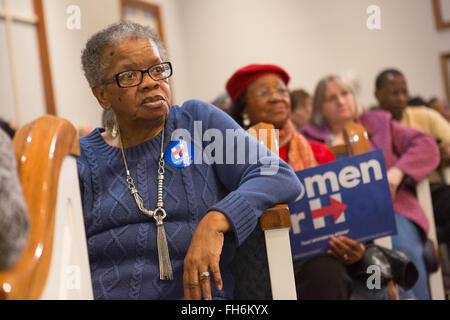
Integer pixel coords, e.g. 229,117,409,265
288,149,397,261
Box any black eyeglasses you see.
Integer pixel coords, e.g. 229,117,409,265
103,62,173,88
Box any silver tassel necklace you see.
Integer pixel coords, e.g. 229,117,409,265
118,125,173,280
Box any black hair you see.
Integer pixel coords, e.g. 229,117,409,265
102,109,115,128
408,96,429,107
229,90,248,127
0,119,15,138
375,69,404,90
290,89,310,111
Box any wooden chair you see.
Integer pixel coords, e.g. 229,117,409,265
328,122,446,300
0,115,93,299
231,122,297,300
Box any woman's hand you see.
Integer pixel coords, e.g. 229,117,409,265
327,236,365,265
183,211,231,300
387,167,404,200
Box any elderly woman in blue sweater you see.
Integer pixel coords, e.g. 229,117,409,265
77,22,301,300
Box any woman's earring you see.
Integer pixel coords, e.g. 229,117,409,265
111,122,118,138
242,113,251,127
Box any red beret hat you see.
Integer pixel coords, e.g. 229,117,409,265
225,64,290,102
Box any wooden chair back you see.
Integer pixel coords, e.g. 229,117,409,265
327,122,399,299
0,115,93,299
231,122,296,300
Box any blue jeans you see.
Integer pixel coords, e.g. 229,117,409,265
391,213,430,300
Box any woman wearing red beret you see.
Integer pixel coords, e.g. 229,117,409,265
226,64,335,169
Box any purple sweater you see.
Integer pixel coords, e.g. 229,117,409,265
77,100,301,299
300,110,440,235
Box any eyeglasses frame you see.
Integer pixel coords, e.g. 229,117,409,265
102,61,173,88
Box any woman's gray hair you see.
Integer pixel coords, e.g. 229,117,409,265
81,21,168,87
311,75,360,127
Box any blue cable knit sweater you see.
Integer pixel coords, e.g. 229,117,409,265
77,100,302,299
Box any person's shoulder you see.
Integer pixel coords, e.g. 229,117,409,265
299,124,319,134
360,109,392,122
79,127,102,146
405,106,427,116
177,99,218,115
299,124,329,141
407,106,446,121
77,127,105,160
172,99,229,123
360,109,395,127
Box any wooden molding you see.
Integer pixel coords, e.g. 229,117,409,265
432,0,450,30
33,0,57,116
120,0,165,43
440,52,450,102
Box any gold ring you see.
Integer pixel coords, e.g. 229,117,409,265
343,253,349,261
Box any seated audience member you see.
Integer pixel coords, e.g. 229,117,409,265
408,96,428,107
226,64,335,166
288,89,337,164
77,22,301,300
211,92,232,115
374,69,450,246
290,89,312,130
429,97,450,122
301,75,440,300
225,64,376,300
0,128,30,270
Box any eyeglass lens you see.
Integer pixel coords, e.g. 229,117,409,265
117,63,172,87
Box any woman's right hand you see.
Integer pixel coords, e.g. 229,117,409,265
387,167,404,200
327,236,365,265
183,211,231,300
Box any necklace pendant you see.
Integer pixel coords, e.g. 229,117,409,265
154,210,173,280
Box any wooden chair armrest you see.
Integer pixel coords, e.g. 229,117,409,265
327,144,349,157
260,204,291,230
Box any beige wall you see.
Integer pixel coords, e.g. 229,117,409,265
41,0,450,129
177,0,450,108
43,0,119,129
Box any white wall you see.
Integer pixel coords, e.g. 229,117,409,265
176,0,450,109
43,0,120,129
42,0,450,130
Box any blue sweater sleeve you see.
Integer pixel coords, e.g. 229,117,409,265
184,100,303,246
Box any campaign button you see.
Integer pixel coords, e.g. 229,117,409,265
165,140,194,168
